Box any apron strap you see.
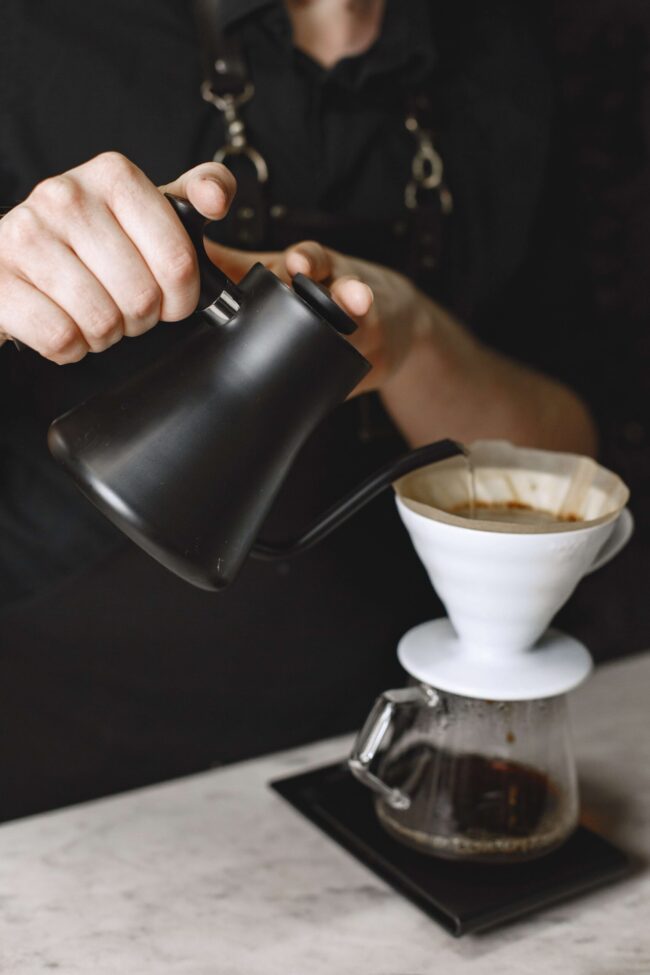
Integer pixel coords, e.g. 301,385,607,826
192,0,270,247
192,0,249,98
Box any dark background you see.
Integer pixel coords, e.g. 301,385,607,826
484,1,650,654
0,0,649,822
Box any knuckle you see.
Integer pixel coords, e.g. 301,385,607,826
55,345,87,365
32,174,84,212
127,284,161,325
42,323,80,359
164,246,197,289
94,151,136,182
2,205,42,250
85,305,123,340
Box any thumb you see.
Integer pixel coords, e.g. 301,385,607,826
203,239,261,283
330,276,374,319
159,162,237,220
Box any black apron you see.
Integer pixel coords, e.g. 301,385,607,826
0,7,455,821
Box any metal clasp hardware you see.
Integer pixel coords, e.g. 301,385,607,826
204,288,241,326
404,114,453,214
202,80,269,184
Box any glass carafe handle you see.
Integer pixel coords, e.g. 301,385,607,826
348,685,438,810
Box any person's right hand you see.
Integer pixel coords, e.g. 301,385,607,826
0,153,236,363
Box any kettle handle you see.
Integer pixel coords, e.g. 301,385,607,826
251,438,465,560
348,684,439,810
167,194,359,336
165,193,243,318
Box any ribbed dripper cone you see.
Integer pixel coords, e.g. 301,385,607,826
394,441,630,656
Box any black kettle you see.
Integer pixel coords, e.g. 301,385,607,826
47,195,463,590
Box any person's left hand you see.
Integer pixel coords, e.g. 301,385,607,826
204,238,421,395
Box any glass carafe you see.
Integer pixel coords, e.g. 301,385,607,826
349,683,579,863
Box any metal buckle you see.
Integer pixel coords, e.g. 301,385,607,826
412,138,444,190
213,143,269,184
201,80,255,113
201,81,269,184
404,114,453,213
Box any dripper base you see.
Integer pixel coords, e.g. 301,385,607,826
398,619,592,700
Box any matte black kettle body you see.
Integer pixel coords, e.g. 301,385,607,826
48,197,463,590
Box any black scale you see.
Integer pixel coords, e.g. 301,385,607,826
270,760,632,937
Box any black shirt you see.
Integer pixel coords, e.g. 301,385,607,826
0,0,646,819
0,0,552,600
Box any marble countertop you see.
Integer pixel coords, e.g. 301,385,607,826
0,654,649,974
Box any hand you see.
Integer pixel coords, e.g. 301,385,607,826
0,154,236,363
205,239,419,394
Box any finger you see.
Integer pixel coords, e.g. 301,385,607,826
160,162,237,220
62,153,198,322
0,275,88,364
58,202,164,338
285,241,332,281
330,276,374,318
11,227,125,352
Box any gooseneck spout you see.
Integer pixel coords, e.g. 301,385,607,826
252,439,465,560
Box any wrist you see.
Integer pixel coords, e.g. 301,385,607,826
374,282,446,388
398,292,482,385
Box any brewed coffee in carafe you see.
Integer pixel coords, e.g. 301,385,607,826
371,690,578,863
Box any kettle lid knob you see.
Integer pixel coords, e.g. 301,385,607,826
292,273,357,336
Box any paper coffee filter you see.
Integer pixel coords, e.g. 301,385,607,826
395,440,629,534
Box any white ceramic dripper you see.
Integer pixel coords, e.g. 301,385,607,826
393,441,632,700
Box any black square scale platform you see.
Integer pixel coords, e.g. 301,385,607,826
270,760,632,937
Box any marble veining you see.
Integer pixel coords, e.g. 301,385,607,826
0,654,648,974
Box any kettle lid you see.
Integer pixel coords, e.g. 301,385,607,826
292,274,357,335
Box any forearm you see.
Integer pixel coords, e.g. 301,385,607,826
380,296,598,456
0,208,12,349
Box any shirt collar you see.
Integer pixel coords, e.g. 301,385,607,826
218,0,436,91
338,0,436,91
219,0,275,28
